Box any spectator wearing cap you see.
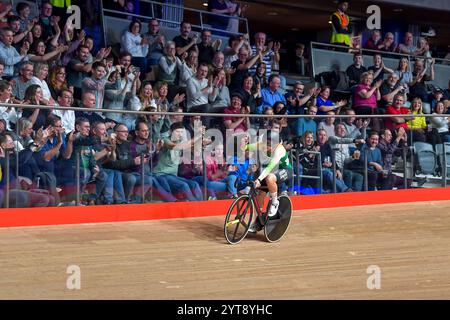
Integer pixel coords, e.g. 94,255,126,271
431,88,446,112
223,93,250,133
258,74,286,114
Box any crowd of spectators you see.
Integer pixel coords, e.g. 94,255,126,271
0,1,449,208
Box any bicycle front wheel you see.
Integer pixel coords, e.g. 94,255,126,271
224,195,254,245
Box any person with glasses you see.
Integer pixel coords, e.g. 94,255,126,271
48,65,72,101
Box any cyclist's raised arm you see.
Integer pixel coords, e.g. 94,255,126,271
256,144,286,182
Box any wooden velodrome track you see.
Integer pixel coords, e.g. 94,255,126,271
0,200,450,299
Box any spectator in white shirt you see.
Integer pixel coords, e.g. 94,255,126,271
52,89,75,134
30,62,53,105
121,19,149,79
186,63,214,112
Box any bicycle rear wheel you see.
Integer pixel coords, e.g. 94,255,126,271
224,195,254,244
264,195,292,243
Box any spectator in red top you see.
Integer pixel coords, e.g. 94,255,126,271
223,93,250,133
364,30,383,50
384,93,413,131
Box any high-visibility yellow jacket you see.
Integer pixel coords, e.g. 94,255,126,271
330,11,351,46
50,0,71,8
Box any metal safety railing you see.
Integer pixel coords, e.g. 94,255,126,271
101,0,249,38
1,101,449,208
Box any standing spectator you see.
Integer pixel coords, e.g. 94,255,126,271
82,61,120,111
330,0,351,46
352,71,382,119
223,34,250,69
16,2,34,34
209,0,232,32
179,50,198,88
379,72,405,110
249,32,280,79
186,63,215,113
228,47,260,92
209,67,230,113
172,21,198,58
0,27,30,79
285,82,318,116
409,58,435,110
346,52,367,88
318,111,336,138
359,131,387,191
143,18,166,69
157,41,184,86
197,29,221,65
38,2,58,42
67,44,110,100
291,43,309,76
153,122,203,202
121,19,149,77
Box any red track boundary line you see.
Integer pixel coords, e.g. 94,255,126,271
0,188,449,228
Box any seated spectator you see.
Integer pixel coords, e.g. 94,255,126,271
415,37,432,58
52,89,75,134
407,97,428,143
11,61,34,100
21,84,51,130
157,41,184,86
0,80,20,130
172,21,198,58
444,79,450,110
368,54,394,82
30,62,53,104
210,51,225,75
238,75,262,126
27,38,68,65
409,58,435,110
430,88,446,112
316,86,347,116
75,92,109,125
0,61,4,79
252,62,268,91
430,101,450,143
0,27,31,80
121,19,149,77
48,65,71,100
342,108,368,143
318,111,336,138
229,46,261,92
0,133,53,208
346,52,367,88
384,94,413,131
258,74,286,114
197,29,221,65
379,32,397,53
153,122,203,202
397,32,418,55
364,30,383,50
143,18,166,68
286,82,318,117
223,93,250,133
379,72,406,110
